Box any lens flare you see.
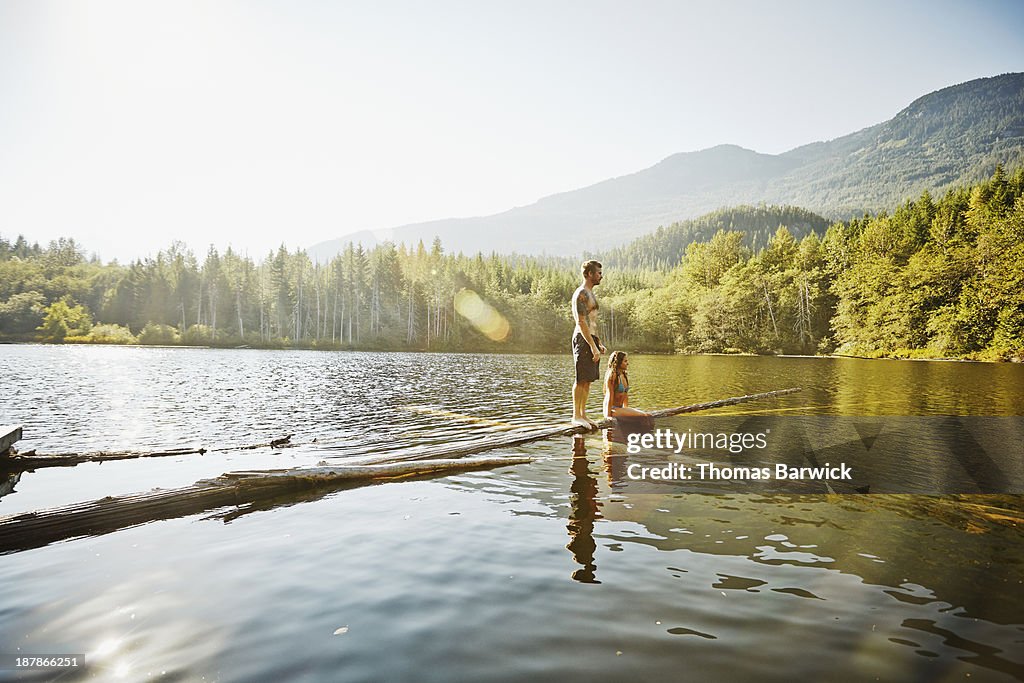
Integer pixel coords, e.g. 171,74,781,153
92,638,121,659
454,289,510,342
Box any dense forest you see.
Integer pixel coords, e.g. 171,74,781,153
1,167,1022,360
597,205,831,270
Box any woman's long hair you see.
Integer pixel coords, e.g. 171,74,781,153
605,351,628,390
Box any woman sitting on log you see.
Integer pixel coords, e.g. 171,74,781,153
603,351,653,439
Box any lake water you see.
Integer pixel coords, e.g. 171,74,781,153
1,345,1023,681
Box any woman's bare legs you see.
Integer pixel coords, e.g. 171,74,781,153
608,405,648,418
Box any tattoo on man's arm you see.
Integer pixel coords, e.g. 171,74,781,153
575,292,589,316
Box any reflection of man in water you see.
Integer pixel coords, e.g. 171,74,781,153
566,436,601,583
571,260,605,428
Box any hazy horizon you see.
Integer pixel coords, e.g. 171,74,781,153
2,0,1023,263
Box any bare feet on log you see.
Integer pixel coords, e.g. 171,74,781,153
571,417,598,430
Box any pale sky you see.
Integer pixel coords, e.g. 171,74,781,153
1,0,1022,263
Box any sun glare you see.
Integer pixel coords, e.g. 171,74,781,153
454,289,510,342
91,637,122,659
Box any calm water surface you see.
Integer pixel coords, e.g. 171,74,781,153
1,345,1022,682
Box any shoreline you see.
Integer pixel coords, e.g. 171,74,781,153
1,339,1020,363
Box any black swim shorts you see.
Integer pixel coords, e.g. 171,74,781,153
572,332,600,383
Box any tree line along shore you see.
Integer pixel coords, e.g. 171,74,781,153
1,166,1022,361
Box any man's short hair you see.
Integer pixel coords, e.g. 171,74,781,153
582,260,602,278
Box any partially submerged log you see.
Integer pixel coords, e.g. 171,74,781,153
645,387,803,419
5,446,209,469
1,435,298,472
348,423,586,466
0,456,532,554
211,456,533,487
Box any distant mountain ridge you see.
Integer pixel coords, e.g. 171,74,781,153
308,72,1024,260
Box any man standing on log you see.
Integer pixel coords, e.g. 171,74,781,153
571,260,605,428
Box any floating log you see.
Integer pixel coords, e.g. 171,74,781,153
1,435,297,472
0,456,532,554
5,446,209,469
645,387,803,419
348,423,586,466
0,425,22,456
